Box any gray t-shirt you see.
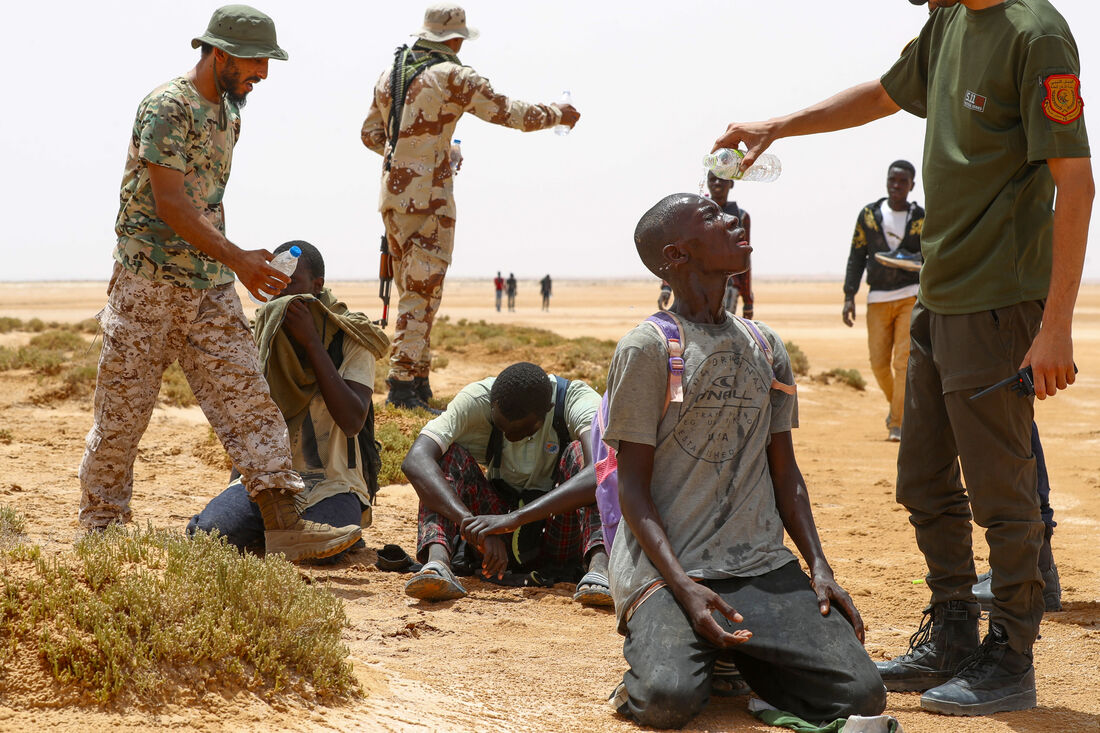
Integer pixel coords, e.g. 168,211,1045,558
603,315,798,632
421,375,600,492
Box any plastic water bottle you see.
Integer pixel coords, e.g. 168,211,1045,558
703,148,782,182
554,90,573,136
449,139,462,174
249,245,301,304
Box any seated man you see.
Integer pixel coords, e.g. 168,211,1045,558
604,194,885,728
401,362,609,605
188,241,389,561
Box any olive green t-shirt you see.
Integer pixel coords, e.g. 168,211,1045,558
114,77,240,289
881,0,1089,315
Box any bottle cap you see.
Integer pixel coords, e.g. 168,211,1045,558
453,139,461,144
289,246,302,257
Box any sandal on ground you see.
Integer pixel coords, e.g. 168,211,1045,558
712,659,752,697
376,543,422,573
573,570,614,607
404,560,467,602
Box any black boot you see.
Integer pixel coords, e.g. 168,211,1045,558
972,525,1061,613
412,375,433,403
876,600,981,691
920,622,1036,716
385,377,442,414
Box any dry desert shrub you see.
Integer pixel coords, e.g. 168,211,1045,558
0,514,359,704
814,367,867,391
784,340,811,377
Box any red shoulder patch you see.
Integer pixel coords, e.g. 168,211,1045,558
1042,74,1084,124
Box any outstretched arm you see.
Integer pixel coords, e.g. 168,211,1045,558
713,80,900,168
767,431,864,642
617,440,751,648
462,67,576,131
1022,156,1094,398
147,163,289,300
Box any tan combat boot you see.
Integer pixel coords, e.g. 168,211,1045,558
253,488,362,562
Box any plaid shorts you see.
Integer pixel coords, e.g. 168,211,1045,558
417,441,603,569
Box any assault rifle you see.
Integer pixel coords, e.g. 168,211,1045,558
969,363,1078,400
377,234,393,328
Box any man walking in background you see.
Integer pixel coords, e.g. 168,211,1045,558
494,271,504,312
842,160,924,442
540,274,552,311
361,3,580,411
506,272,517,312
80,6,362,562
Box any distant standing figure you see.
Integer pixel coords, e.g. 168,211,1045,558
493,271,504,312
842,160,923,443
657,280,672,311
540,274,552,311
707,171,753,319
506,273,517,311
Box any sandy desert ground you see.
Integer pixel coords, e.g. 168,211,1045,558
0,278,1097,733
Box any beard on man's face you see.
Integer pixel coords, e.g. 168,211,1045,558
218,59,253,108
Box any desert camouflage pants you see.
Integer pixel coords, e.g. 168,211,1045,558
79,266,304,529
382,210,454,382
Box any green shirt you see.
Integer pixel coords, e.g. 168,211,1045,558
114,77,240,289
421,376,600,492
881,0,1090,315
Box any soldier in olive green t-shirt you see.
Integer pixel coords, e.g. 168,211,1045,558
711,0,1092,717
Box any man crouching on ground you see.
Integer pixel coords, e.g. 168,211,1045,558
401,362,611,606
603,194,885,728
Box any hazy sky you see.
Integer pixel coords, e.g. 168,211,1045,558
2,0,1098,285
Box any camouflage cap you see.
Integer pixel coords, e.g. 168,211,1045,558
413,3,479,42
191,5,289,61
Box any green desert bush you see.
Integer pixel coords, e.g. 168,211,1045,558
28,329,87,352
0,523,358,703
784,341,810,377
816,367,866,391
374,404,433,486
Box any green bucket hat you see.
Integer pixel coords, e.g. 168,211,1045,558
191,5,289,61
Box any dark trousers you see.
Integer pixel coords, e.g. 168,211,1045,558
187,482,364,562
897,302,1045,654
620,561,885,729
416,442,603,569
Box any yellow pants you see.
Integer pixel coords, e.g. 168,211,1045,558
865,296,916,429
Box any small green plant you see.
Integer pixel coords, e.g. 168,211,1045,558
784,341,810,377
0,429,12,445
28,330,86,352
0,525,359,703
0,505,26,538
374,403,433,485
815,368,866,391
432,354,449,370
159,362,197,407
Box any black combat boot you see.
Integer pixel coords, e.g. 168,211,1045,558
876,600,981,691
413,375,434,403
920,622,1036,715
385,377,441,415
973,525,1061,613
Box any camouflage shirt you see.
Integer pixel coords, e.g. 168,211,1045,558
361,49,562,232
114,76,240,289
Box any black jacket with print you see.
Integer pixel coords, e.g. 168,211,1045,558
843,198,924,298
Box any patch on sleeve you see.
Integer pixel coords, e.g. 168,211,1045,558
1042,74,1084,124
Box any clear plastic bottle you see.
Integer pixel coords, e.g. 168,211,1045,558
249,245,301,304
449,139,462,174
554,90,573,136
703,148,782,183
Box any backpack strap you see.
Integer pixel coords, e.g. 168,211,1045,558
385,45,449,172
643,311,685,414
733,316,797,395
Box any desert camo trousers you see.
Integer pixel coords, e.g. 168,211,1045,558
382,210,455,382
79,265,304,529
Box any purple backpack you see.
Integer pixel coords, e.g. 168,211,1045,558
592,312,795,550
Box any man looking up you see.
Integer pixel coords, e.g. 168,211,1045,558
706,171,754,320
361,3,580,411
713,0,1092,715
79,6,363,562
842,160,924,442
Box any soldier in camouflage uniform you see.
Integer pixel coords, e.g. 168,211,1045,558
80,5,362,562
361,2,580,411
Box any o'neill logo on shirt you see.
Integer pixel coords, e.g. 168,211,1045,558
964,90,987,113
